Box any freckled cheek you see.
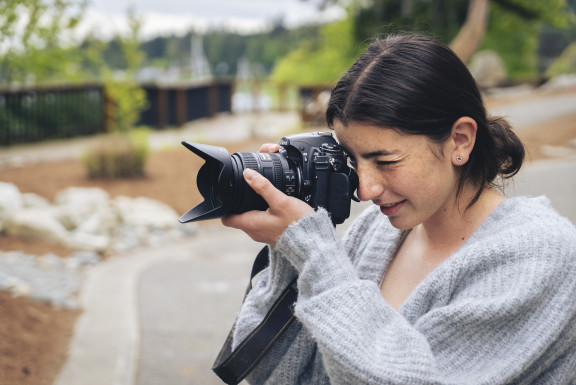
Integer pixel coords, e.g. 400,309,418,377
394,170,443,202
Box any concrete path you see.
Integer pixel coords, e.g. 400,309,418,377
41,86,576,385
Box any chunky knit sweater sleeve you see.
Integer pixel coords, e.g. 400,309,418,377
233,196,576,384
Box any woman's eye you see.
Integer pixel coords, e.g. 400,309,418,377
376,160,398,167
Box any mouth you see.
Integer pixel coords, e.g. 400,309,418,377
378,200,406,216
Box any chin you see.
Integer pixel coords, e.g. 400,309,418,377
386,216,415,231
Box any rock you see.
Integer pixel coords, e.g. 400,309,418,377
0,250,84,309
37,253,65,270
469,50,507,89
3,276,31,297
2,184,194,256
55,187,111,230
75,208,120,237
68,231,110,253
22,193,51,209
68,251,101,267
0,182,23,230
4,208,70,245
113,196,180,232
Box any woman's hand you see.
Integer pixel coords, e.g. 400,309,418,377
221,144,314,245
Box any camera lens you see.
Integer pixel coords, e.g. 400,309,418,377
230,152,300,213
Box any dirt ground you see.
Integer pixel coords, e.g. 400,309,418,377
0,112,575,385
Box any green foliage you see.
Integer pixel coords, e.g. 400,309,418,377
492,0,573,28
309,0,574,81
82,9,149,178
0,0,87,85
91,9,148,133
546,41,576,76
481,4,541,79
104,80,148,134
484,0,575,78
350,0,468,45
82,130,149,179
270,17,358,85
139,22,322,78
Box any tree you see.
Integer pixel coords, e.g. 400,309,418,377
0,0,87,85
302,0,573,63
452,0,572,62
82,9,150,179
271,17,357,85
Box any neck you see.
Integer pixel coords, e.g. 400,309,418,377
415,186,504,255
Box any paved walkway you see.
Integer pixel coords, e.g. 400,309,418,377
4,88,572,385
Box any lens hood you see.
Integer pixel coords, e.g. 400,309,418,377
179,141,235,223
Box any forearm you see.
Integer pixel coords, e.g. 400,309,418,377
274,210,442,383
232,247,317,384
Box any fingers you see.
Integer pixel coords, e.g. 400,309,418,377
221,210,265,231
221,169,314,244
243,169,287,208
258,143,279,153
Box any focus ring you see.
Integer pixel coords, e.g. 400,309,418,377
238,152,258,170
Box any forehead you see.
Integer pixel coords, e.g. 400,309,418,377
333,120,405,152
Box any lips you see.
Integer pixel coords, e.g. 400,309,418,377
379,200,406,216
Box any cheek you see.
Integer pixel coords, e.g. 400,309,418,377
398,160,452,200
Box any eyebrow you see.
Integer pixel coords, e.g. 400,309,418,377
360,149,398,159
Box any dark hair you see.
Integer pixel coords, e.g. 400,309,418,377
326,34,525,207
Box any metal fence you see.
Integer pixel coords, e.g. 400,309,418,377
0,81,233,146
0,84,104,146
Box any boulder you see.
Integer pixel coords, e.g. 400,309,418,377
113,196,180,232
22,193,51,209
0,182,23,231
3,208,70,246
469,50,507,89
55,187,111,230
68,231,110,254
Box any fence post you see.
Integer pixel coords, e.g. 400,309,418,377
157,87,167,129
103,86,114,133
208,83,218,117
176,88,186,126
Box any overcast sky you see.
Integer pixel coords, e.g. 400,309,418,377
83,0,346,39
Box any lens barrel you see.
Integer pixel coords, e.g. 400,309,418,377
230,152,299,213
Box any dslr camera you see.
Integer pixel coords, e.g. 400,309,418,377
179,132,359,225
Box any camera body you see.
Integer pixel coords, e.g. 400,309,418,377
179,132,358,225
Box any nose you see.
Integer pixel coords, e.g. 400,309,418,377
356,166,384,202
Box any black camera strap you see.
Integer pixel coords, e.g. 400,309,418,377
212,246,298,385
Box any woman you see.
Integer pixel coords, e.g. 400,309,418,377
222,34,576,384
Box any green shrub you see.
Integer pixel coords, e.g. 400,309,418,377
82,129,149,179
546,41,576,77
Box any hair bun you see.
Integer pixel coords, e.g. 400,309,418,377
487,116,525,178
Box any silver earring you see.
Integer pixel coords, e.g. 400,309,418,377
456,156,463,163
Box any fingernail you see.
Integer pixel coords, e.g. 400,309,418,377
244,169,258,181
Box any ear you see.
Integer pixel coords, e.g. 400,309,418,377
450,117,477,166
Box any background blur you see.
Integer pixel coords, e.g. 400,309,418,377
1,1,575,385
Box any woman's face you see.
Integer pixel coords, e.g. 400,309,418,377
334,120,460,230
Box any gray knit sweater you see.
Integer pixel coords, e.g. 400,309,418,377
232,196,576,384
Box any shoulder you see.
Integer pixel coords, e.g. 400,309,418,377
461,196,576,285
483,196,576,249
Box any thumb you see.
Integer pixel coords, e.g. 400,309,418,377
244,168,283,206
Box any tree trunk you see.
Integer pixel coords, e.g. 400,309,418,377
449,0,491,63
